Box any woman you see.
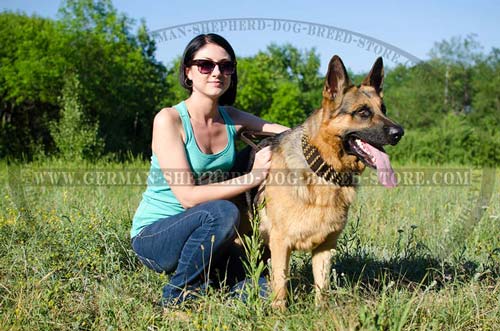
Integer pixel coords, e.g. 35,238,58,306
131,33,289,306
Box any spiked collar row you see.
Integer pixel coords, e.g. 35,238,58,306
301,132,354,186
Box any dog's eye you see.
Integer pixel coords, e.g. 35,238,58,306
356,108,372,118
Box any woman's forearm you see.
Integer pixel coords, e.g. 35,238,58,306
180,171,264,209
262,122,290,134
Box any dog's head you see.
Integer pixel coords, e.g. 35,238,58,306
318,55,404,187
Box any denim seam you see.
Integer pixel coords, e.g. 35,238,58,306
131,241,163,270
135,252,163,272
131,226,148,242
173,213,216,285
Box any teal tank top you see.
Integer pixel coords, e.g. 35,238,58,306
130,101,237,238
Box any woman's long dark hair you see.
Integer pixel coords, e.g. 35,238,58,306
179,34,238,105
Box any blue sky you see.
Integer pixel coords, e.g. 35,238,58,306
2,0,499,73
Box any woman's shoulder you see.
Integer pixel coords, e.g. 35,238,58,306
152,107,187,149
154,107,182,128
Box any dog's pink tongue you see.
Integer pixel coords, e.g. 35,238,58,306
363,143,397,188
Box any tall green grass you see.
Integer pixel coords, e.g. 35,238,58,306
0,160,498,330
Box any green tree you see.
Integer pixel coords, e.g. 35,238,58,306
161,57,189,108
383,62,444,129
235,44,322,123
0,1,169,159
49,75,103,160
429,34,483,115
57,0,168,156
234,55,275,117
471,48,500,129
261,44,322,116
262,81,305,128
0,12,66,158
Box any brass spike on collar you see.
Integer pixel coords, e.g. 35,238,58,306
301,133,354,186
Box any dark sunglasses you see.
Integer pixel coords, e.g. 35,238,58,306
189,59,236,75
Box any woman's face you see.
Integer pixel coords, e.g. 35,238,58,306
186,43,233,100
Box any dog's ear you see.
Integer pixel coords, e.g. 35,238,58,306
362,57,384,96
323,55,352,101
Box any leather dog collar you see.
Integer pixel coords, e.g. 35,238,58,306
301,133,354,186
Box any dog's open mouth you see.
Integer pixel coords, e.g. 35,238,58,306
346,137,397,188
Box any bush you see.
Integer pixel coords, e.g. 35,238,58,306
49,75,104,161
387,113,500,166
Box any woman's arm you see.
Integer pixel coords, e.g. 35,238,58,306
152,108,272,209
227,107,290,134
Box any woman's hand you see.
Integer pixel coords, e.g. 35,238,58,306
251,146,272,185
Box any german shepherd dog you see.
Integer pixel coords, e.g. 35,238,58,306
254,55,404,308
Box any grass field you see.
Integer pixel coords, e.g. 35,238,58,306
0,160,498,330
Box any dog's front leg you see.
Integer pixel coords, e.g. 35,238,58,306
269,237,291,310
311,235,338,307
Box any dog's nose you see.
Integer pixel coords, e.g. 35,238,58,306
386,125,404,145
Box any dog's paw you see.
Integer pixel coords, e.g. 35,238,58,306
271,298,287,311
314,293,331,310
314,299,330,310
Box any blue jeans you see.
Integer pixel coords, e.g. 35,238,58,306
131,200,241,304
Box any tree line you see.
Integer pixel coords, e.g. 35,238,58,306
1,0,498,165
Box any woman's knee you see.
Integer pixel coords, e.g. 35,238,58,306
205,200,240,238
